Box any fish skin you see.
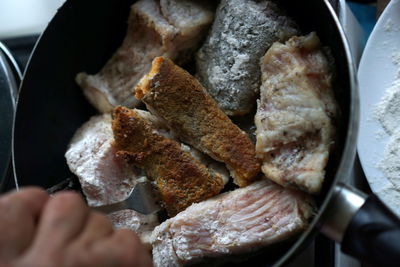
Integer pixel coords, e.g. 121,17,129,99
196,0,299,116
151,179,314,266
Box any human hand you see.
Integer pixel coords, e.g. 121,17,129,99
0,187,152,267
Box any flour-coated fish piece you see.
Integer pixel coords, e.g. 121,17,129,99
255,32,338,194
151,179,313,266
76,0,214,113
196,0,299,116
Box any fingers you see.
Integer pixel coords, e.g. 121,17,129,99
30,191,89,252
0,187,49,259
3,189,153,267
61,212,114,267
91,229,153,267
64,223,152,267
71,212,114,248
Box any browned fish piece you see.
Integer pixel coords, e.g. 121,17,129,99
112,106,224,216
151,179,314,266
136,57,260,187
255,32,338,194
64,114,159,244
76,0,214,113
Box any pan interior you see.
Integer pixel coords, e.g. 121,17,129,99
12,0,354,265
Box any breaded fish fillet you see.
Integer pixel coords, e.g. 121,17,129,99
151,179,314,266
76,0,214,113
255,32,338,194
135,109,231,185
136,57,260,187
196,0,299,116
64,114,159,244
112,106,225,216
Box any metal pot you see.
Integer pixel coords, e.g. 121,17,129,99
10,0,400,266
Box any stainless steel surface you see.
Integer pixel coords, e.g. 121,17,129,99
339,0,365,65
334,2,365,266
0,43,19,190
334,155,369,267
320,183,367,243
0,42,22,86
93,182,160,215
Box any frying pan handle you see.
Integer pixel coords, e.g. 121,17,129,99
320,183,400,266
341,194,400,266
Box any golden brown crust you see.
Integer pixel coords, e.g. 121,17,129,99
136,57,260,187
112,106,224,216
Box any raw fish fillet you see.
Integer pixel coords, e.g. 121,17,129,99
76,0,214,113
255,32,338,194
65,114,138,206
65,114,159,243
196,0,299,115
151,179,313,266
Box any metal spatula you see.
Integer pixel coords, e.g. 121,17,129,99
47,178,161,215
92,181,161,215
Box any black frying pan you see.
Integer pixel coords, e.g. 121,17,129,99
11,0,400,266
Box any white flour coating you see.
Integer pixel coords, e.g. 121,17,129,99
65,114,160,243
384,18,400,32
374,129,386,140
378,130,400,188
384,18,394,32
108,209,159,248
196,0,299,115
374,52,400,135
65,114,139,206
373,51,400,206
392,52,400,65
373,79,400,135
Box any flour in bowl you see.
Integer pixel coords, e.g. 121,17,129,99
374,79,400,135
374,53,400,192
